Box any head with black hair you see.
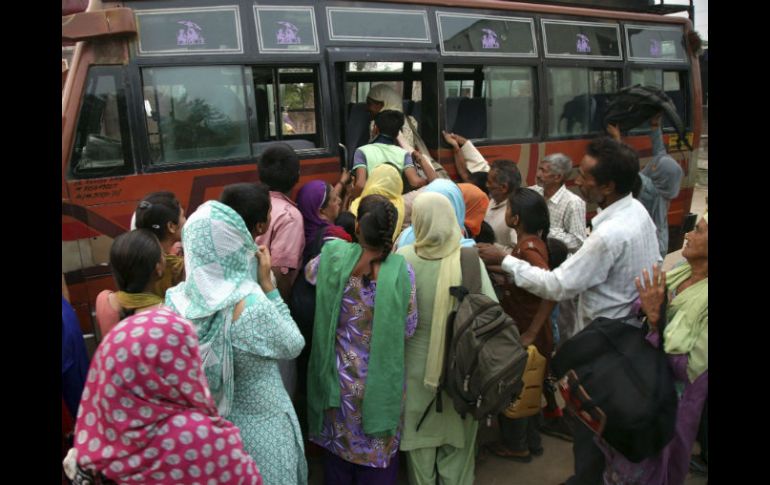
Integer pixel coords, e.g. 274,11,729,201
506,187,550,244
109,229,165,295
577,137,640,208
373,110,405,139
488,159,522,203
474,221,496,245
257,143,300,194
546,237,569,270
468,172,489,195
356,194,398,284
335,211,357,243
219,182,272,239
134,191,186,248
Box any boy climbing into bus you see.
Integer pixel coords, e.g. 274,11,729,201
352,110,437,197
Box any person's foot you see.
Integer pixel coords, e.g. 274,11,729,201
529,445,544,456
540,416,574,442
485,442,532,463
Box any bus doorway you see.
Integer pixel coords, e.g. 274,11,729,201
333,59,439,170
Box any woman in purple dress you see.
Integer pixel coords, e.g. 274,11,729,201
305,194,418,484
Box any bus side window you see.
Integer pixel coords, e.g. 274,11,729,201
69,66,132,178
548,67,619,137
630,69,689,132
444,65,535,142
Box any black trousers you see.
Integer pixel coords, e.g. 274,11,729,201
499,413,542,452
565,412,605,485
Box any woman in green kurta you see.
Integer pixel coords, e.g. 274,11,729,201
397,192,498,485
166,184,307,485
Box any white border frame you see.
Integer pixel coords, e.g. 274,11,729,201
541,19,622,61
436,12,537,58
326,7,431,43
136,6,243,56
625,24,686,63
254,6,320,55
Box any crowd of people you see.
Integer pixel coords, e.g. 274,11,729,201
62,84,707,485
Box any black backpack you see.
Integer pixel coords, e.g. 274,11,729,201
417,247,528,429
603,84,693,151
551,314,678,462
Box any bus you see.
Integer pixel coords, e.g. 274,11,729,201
62,0,703,349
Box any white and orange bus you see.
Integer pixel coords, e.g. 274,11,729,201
63,0,702,348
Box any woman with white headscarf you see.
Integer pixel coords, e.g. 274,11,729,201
166,183,307,485
397,192,497,485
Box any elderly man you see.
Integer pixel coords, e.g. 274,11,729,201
479,136,661,485
530,153,586,253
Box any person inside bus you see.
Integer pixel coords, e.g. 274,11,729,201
94,229,166,337
63,306,264,485
366,83,419,148
607,114,683,259
255,144,305,303
166,183,308,485
305,194,418,485
352,110,436,198
133,191,186,299
397,192,497,485
477,136,661,485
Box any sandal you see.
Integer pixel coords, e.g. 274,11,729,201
485,442,532,463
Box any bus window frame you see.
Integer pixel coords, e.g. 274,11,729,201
325,5,432,44
623,23,687,64
67,64,137,180
624,63,692,133
542,59,626,142
125,59,332,175
438,58,541,147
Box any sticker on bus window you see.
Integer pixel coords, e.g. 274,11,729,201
576,34,591,53
135,6,243,56
176,21,205,46
254,6,319,54
625,25,686,63
437,12,536,57
481,29,500,49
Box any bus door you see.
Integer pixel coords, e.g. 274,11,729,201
329,52,439,170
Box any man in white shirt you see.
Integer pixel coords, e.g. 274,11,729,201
530,153,586,254
479,136,660,485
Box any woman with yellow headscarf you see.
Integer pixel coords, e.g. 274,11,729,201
350,163,405,239
397,192,497,485
599,211,708,485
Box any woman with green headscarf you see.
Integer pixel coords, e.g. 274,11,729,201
306,194,417,484
599,211,708,485
397,192,498,485
166,184,307,485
